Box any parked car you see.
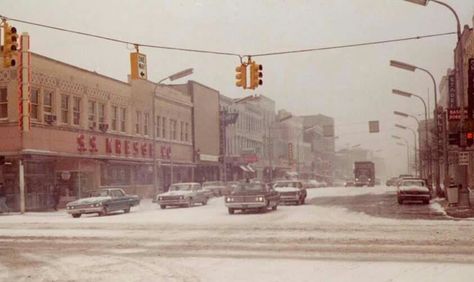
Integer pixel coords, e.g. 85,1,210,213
156,182,208,209
272,180,306,205
66,188,140,218
225,182,280,214
304,179,321,188
397,178,431,205
202,181,226,197
386,177,399,186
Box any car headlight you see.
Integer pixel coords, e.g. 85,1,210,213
180,196,184,200
256,196,264,202
226,197,233,202
158,196,163,201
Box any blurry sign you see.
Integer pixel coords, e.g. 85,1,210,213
468,59,474,118
448,74,456,108
459,151,469,166
368,120,379,133
448,108,468,121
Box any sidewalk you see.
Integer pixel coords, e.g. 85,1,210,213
437,197,474,218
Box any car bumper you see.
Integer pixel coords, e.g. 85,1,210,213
225,202,266,209
398,194,430,201
157,199,189,206
280,195,300,203
66,207,103,214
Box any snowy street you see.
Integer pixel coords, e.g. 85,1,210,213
1,186,474,282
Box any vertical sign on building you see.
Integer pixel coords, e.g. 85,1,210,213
448,74,457,109
18,32,31,132
468,58,474,119
130,52,147,80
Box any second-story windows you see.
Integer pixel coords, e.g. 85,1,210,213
73,97,81,126
111,105,118,131
88,100,96,128
61,94,69,124
43,90,53,114
120,107,126,132
162,117,167,139
156,115,161,138
135,111,142,134
30,89,39,120
170,119,177,140
0,88,7,119
144,113,149,136
98,103,105,124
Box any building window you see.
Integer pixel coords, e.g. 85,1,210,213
144,113,149,136
185,122,189,142
156,115,161,138
72,97,81,125
135,111,142,134
98,103,105,124
162,117,167,139
180,121,184,141
170,119,177,140
111,105,118,130
0,88,7,119
30,89,39,120
61,94,69,124
120,107,126,132
88,100,96,123
43,90,53,114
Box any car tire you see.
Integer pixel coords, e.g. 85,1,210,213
124,206,131,213
72,214,81,218
99,207,108,216
424,199,430,205
397,198,403,205
228,208,235,214
272,204,277,211
202,198,208,205
160,205,166,209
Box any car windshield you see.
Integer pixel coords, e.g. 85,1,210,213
89,190,109,197
402,180,425,187
203,181,222,187
234,183,266,192
170,184,194,191
274,182,299,188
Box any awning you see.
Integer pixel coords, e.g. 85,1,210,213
239,165,250,172
246,165,255,173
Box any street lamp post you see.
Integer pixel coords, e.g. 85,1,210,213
393,135,410,174
395,123,419,177
404,0,467,196
390,59,441,195
395,141,410,174
394,110,428,179
152,68,193,195
392,90,431,182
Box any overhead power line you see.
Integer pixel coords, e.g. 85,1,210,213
2,15,456,59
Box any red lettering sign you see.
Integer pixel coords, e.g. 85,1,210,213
89,136,98,152
115,139,122,154
106,138,113,153
124,140,131,155
77,134,86,152
141,143,147,156
133,142,139,155
148,143,153,158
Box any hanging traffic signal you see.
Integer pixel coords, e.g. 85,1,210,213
235,64,247,89
3,22,19,67
249,61,263,89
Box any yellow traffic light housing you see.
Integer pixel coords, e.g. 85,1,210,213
3,22,19,67
249,61,263,89
235,64,247,89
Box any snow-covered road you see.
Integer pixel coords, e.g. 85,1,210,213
1,186,474,281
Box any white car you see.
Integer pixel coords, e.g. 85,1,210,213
156,182,208,209
273,180,307,205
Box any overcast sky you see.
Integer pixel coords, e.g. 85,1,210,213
2,0,474,176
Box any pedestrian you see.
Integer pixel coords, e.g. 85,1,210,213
0,183,10,213
53,185,61,211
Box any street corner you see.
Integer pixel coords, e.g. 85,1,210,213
445,207,474,219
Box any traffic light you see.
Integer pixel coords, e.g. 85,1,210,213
235,64,247,89
3,22,19,67
249,61,263,89
467,132,474,146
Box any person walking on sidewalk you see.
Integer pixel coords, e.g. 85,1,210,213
0,183,10,213
53,185,61,211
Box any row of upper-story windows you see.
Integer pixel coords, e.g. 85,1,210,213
0,87,192,142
